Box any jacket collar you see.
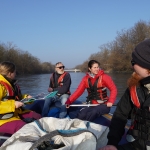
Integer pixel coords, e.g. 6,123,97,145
86,70,104,78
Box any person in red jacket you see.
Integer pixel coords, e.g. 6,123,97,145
65,60,117,121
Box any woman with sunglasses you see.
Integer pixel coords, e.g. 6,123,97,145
99,39,150,150
65,59,117,121
42,62,71,118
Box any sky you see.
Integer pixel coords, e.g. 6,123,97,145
0,0,150,68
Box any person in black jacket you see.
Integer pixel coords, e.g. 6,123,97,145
99,38,150,150
42,62,71,118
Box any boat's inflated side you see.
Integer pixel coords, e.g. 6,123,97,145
0,100,129,147
1,117,109,150
26,99,129,145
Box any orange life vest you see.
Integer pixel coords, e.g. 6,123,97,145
130,86,140,108
50,72,70,95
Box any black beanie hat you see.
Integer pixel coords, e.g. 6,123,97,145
132,38,150,69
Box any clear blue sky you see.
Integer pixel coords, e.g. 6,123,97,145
0,0,150,68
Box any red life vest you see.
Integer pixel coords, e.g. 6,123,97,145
0,81,21,101
85,75,108,104
0,81,22,119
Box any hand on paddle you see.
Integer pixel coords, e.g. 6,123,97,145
66,104,70,108
106,102,113,107
99,145,117,150
26,95,32,99
65,99,71,108
15,101,24,108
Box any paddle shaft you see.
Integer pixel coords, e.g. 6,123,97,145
69,104,117,107
21,91,58,104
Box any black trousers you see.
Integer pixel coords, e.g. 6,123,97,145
69,104,110,121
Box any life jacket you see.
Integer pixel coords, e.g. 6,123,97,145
126,86,150,145
0,81,21,101
0,81,21,119
85,75,108,104
50,72,70,95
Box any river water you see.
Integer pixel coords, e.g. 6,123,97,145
18,72,132,113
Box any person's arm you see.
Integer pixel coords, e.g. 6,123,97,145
0,85,16,114
107,88,133,146
102,74,117,105
65,76,87,105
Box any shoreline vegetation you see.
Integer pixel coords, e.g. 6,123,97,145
1,20,150,75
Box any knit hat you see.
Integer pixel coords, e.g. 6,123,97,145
132,38,150,69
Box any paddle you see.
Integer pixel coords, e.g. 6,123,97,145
69,103,117,107
70,104,100,107
21,91,58,104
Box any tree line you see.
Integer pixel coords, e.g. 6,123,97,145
0,42,55,75
1,20,150,75
76,20,150,73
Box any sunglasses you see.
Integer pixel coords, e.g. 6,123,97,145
56,66,65,69
131,60,135,66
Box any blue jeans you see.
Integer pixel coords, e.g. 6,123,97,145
41,94,69,118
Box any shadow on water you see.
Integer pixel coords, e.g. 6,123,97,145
18,72,132,113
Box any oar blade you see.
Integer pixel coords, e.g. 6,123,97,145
44,91,58,99
21,98,35,104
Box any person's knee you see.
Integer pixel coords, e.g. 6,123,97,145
59,111,67,118
60,94,69,105
97,106,110,115
101,105,110,114
61,98,67,105
44,97,53,105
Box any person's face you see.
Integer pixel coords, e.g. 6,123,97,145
7,70,16,80
133,64,150,79
55,63,65,74
89,63,100,75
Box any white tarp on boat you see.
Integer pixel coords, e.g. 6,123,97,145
0,117,109,150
